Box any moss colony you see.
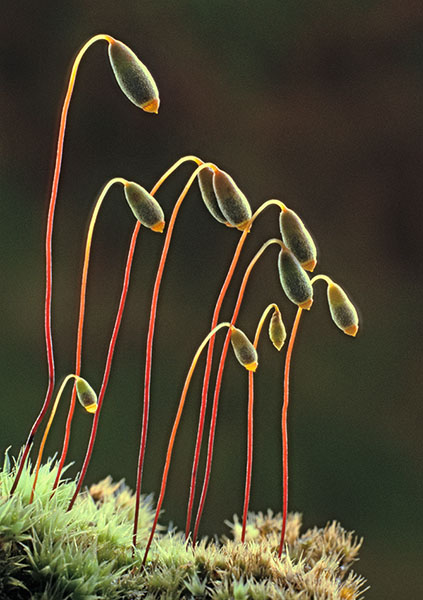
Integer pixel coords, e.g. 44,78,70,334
0,455,366,600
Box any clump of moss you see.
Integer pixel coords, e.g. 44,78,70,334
0,453,367,599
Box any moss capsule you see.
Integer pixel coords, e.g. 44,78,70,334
327,282,359,336
230,327,258,371
198,167,227,224
124,182,165,232
279,208,317,272
212,169,252,230
108,39,160,113
278,247,313,309
269,309,286,350
75,377,98,414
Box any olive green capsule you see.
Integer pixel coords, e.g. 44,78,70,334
75,377,98,414
279,208,317,272
327,282,359,337
198,167,227,224
269,308,286,350
278,247,313,310
108,39,160,113
230,327,258,371
124,182,165,232
212,169,252,231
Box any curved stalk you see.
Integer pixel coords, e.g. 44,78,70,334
278,306,303,557
10,34,113,496
66,155,204,510
277,272,355,555
142,322,232,565
310,274,333,286
192,238,283,544
132,161,224,548
52,178,129,490
185,199,286,538
241,303,279,543
30,374,81,503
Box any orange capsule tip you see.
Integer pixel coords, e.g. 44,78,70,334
299,298,313,310
142,97,160,114
302,258,317,272
225,222,236,228
244,361,258,372
151,220,165,233
85,403,98,414
344,324,358,337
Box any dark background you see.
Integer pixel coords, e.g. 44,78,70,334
1,2,422,598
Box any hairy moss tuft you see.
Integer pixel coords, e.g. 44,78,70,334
0,453,367,599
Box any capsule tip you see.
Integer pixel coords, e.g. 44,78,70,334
151,220,165,233
344,324,359,337
299,298,313,310
142,97,160,114
244,361,258,372
302,258,317,272
84,403,98,414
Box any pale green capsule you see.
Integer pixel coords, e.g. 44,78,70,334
108,39,159,113
279,208,317,272
230,327,258,371
269,309,286,351
327,283,359,337
76,377,98,414
212,170,252,230
198,167,227,224
278,247,313,309
124,182,165,232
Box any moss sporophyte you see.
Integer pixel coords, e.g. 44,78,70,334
1,34,367,598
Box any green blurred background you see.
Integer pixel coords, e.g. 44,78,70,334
1,1,422,597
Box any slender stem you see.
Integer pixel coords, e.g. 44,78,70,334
185,230,247,539
150,155,204,190
66,156,204,510
192,238,283,544
185,199,285,538
10,34,114,496
277,276,325,555
29,374,79,503
66,222,139,508
132,161,222,548
52,178,127,491
278,306,303,557
142,323,231,565
241,303,278,542
243,370,254,539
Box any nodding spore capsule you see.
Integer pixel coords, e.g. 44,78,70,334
327,282,359,337
278,247,313,310
76,377,98,414
108,39,160,113
124,182,165,232
279,208,317,272
212,169,252,231
198,167,227,224
230,327,258,371
269,309,286,351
